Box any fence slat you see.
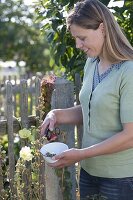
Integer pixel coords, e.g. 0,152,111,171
6,82,16,199
20,79,32,199
35,77,41,117
0,146,4,194
20,80,28,128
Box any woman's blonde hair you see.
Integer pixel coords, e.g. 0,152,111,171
67,0,133,62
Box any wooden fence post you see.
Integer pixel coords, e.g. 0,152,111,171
20,80,31,200
20,80,28,129
45,77,76,200
0,146,4,196
6,82,16,199
35,77,41,117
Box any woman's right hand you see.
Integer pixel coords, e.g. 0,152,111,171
40,106,83,136
40,110,56,136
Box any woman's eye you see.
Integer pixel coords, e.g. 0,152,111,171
80,37,85,41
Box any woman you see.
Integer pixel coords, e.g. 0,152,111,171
41,0,133,199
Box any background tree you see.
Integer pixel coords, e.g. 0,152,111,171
35,0,133,79
0,0,50,74
113,0,133,45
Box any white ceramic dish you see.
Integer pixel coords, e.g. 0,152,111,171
40,142,69,163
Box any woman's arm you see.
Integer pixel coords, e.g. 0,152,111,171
53,105,83,125
41,105,83,136
49,122,133,168
82,122,133,158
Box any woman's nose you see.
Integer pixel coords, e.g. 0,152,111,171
76,38,83,49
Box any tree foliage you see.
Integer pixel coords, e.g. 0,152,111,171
36,0,133,78
0,0,50,73
35,0,85,78
113,0,133,45
0,0,132,76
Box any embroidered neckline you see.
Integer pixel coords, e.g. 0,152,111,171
92,60,125,91
95,60,125,82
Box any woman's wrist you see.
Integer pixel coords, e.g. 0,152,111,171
52,109,62,124
78,148,90,160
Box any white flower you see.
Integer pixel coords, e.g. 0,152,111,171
20,146,33,161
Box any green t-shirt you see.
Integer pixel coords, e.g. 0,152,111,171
79,58,133,178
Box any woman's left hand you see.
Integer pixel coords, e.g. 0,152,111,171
48,148,84,168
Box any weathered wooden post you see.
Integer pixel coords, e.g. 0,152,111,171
20,80,28,129
6,82,16,199
20,79,31,200
45,77,76,200
35,77,41,117
0,146,4,196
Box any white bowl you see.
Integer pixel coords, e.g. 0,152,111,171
40,142,69,163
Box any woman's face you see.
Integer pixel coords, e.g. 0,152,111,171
70,23,105,58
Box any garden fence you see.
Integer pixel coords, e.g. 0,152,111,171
0,75,82,200
0,74,43,119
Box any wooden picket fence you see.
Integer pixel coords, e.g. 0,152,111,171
0,75,82,200
0,74,43,120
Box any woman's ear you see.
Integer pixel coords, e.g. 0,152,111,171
99,23,105,36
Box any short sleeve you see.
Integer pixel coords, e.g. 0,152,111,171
120,62,133,123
